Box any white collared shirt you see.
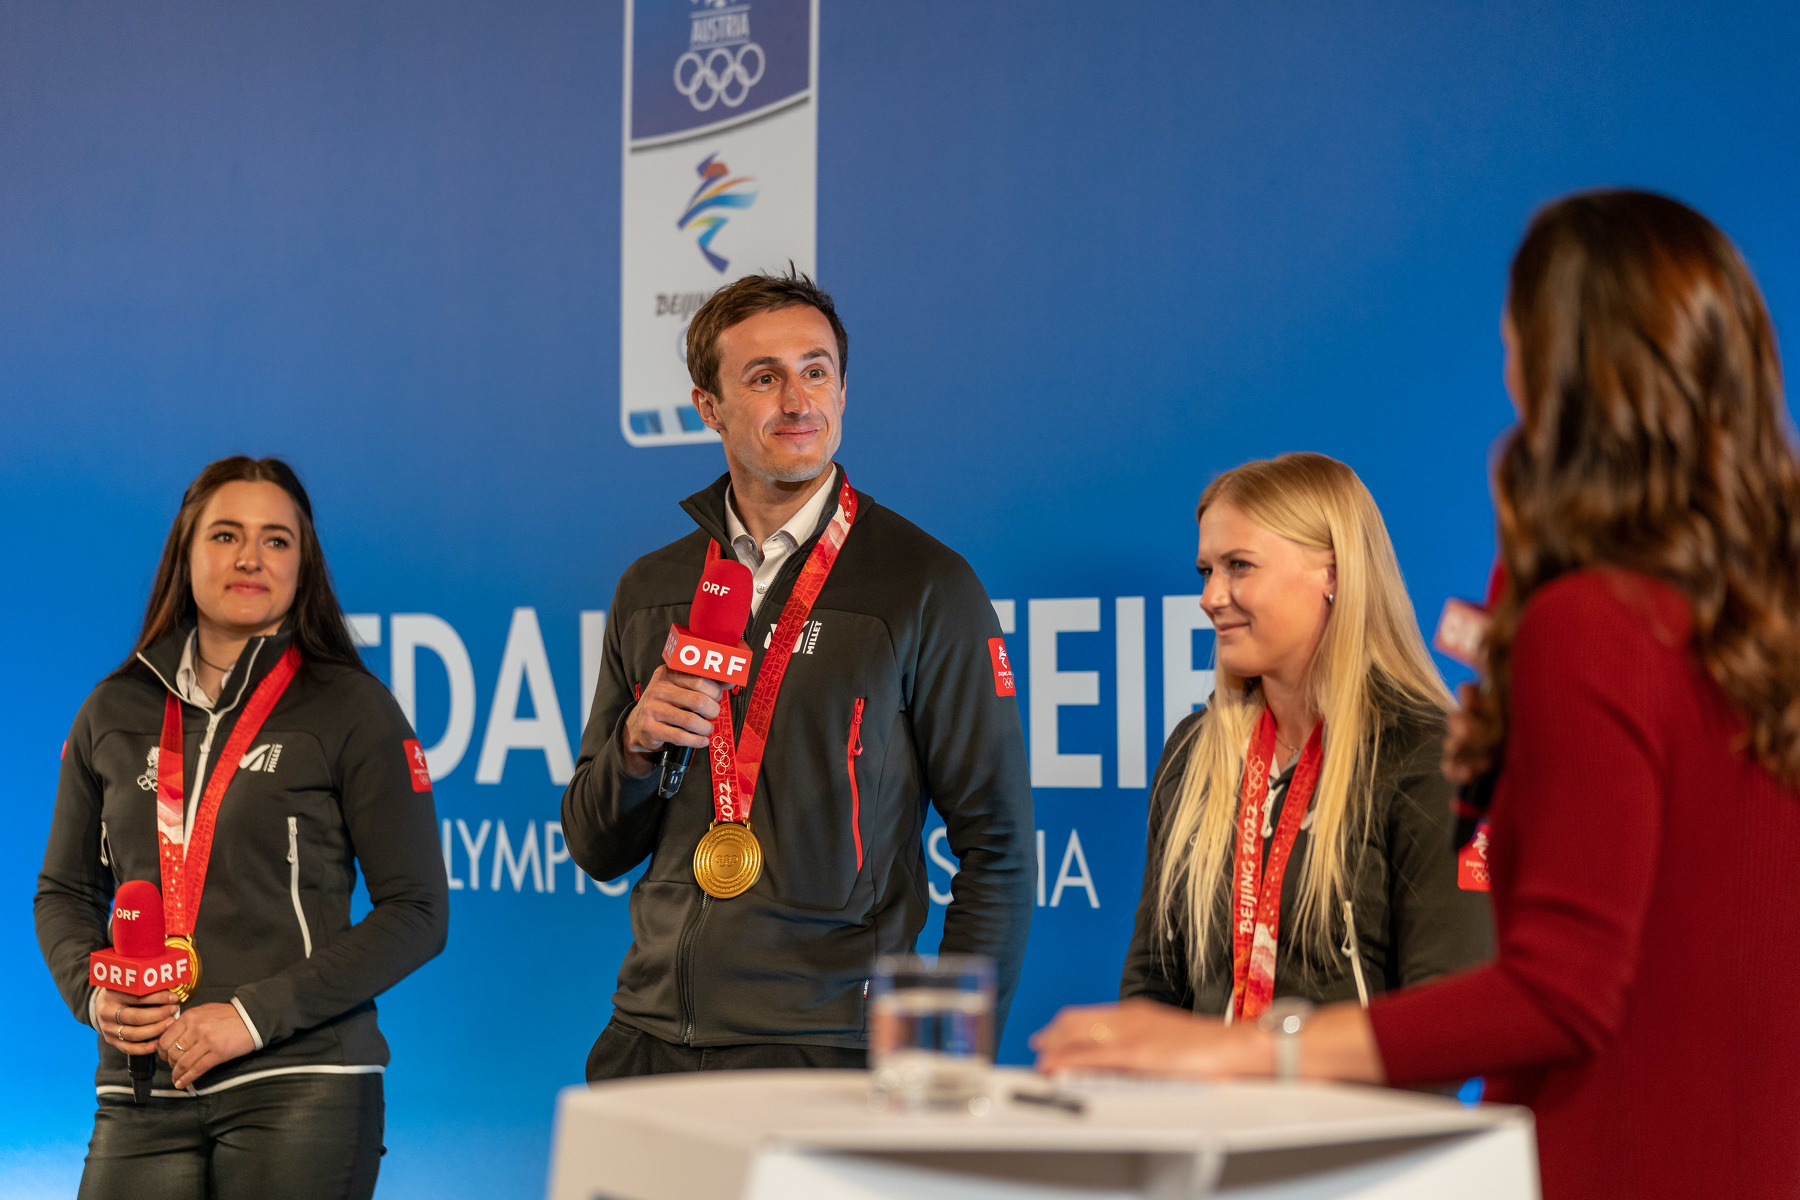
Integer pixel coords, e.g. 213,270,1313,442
174,630,218,711
723,468,838,616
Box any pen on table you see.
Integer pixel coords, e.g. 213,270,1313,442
1011,1089,1086,1115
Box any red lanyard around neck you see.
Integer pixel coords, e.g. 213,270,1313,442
1229,706,1324,1022
156,646,301,940
704,472,857,825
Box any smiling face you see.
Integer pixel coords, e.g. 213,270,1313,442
188,480,303,638
692,304,845,486
1196,500,1336,687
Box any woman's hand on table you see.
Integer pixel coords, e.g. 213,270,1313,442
1030,998,1387,1085
160,1003,255,1089
1029,998,1270,1079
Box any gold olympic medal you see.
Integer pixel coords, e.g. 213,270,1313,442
165,935,201,1003
693,821,763,900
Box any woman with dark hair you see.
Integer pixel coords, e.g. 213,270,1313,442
1034,191,1800,1198
36,457,448,1199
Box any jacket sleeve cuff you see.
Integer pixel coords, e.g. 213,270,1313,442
86,986,102,1031
230,984,290,1047
230,996,266,1050
604,716,664,806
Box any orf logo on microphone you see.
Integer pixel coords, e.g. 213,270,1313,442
700,580,732,597
1434,598,1491,669
89,949,191,995
662,625,753,687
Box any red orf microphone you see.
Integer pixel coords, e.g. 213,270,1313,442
657,557,755,799
1434,559,1509,866
90,879,190,1103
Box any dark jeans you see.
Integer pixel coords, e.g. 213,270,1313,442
587,1017,867,1082
79,1072,384,1200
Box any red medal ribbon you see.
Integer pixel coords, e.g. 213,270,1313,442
1228,707,1325,1022
156,646,301,940
702,473,857,826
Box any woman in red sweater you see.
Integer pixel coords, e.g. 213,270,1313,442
1034,190,1800,1198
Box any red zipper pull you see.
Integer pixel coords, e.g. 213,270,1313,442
848,699,867,872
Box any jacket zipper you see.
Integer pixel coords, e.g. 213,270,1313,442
1340,899,1369,1008
99,820,112,869
135,638,264,836
676,894,712,1044
187,710,224,835
670,565,765,1050
671,544,810,1046
288,817,313,958
848,699,866,871
747,541,813,656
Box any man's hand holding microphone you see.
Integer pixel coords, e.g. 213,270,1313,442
621,558,756,795
622,669,727,779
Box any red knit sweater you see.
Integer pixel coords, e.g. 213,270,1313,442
1369,569,1800,1199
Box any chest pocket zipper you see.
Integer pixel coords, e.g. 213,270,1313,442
287,817,313,958
848,699,866,871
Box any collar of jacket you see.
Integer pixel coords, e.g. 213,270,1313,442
135,618,299,714
679,464,844,551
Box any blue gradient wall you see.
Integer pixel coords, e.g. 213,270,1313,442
3,3,1796,1196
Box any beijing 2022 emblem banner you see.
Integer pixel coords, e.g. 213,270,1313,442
620,0,818,447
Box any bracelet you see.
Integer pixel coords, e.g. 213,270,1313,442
1257,998,1315,1083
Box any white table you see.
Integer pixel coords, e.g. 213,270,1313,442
548,1068,1538,1200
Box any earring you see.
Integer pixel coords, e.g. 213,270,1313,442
1327,592,1335,604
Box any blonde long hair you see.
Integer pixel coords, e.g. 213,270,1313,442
1155,453,1452,983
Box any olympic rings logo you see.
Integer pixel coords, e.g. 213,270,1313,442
674,43,765,112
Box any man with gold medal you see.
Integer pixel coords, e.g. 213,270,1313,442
563,271,1035,1080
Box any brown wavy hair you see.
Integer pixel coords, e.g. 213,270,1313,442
114,456,366,676
685,265,848,398
1457,190,1800,787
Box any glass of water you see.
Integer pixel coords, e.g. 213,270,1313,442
868,954,995,1113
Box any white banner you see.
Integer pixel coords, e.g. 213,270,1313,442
620,0,819,447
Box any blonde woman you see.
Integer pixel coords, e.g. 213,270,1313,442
1058,453,1491,1039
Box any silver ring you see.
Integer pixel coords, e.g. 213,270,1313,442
115,1023,125,1041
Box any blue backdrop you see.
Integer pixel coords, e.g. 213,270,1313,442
4,3,1797,1196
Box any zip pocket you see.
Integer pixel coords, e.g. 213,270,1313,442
847,699,866,871
99,820,112,869
287,816,313,959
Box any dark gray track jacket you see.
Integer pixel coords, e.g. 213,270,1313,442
1122,707,1494,1013
36,624,449,1096
562,468,1034,1047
